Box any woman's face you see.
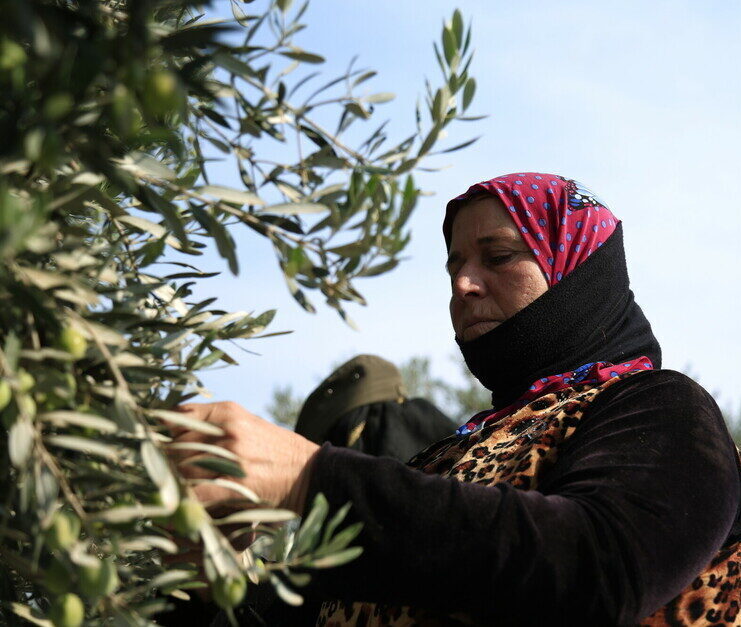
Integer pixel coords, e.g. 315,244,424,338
448,196,549,342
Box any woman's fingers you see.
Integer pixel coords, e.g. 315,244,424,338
164,400,319,514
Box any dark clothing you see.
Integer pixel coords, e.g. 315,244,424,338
324,398,457,462
302,370,741,625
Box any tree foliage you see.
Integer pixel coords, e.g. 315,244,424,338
722,406,741,446
398,355,490,424
0,0,480,624
266,385,304,429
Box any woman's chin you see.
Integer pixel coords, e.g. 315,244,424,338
462,320,501,342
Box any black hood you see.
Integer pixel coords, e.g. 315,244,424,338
457,223,662,409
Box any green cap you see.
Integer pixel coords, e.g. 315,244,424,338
294,354,406,444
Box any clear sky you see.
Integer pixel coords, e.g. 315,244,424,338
190,0,741,421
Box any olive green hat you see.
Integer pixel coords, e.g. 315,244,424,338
294,354,406,444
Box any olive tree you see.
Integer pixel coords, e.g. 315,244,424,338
0,0,480,624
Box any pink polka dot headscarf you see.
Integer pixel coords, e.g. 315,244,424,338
443,172,619,286
444,173,654,436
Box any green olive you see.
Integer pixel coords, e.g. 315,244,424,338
99,558,119,596
211,574,247,609
78,556,118,598
43,93,74,120
45,511,81,552
17,369,35,393
0,380,11,412
171,498,206,537
16,395,36,418
58,327,88,360
0,38,26,71
49,593,84,627
43,558,72,595
111,84,142,138
77,560,100,597
142,69,185,118
36,370,76,410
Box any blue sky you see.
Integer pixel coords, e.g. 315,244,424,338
190,0,741,420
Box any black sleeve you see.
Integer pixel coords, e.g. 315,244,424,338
301,371,741,625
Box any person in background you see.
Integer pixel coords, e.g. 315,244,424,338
294,354,457,462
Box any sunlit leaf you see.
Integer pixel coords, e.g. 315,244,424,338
147,569,195,590
119,535,179,554
190,477,261,503
11,602,52,627
142,441,179,510
308,546,363,569
116,215,168,239
345,101,371,119
9,418,35,468
39,411,118,433
147,409,226,437
92,504,172,523
212,508,295,525
35,466,58,523
259,202,328,216
270,574,304,605
117,151,177,181
45,435,121,461
168,441,240,462
364,92,395,104
198,185,264,206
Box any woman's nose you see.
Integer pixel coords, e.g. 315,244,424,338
452,266,486,300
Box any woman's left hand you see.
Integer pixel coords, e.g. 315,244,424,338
166,401,320,516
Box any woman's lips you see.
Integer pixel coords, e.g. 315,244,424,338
462,320,500,341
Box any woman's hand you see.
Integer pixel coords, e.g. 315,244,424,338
166,401,320,516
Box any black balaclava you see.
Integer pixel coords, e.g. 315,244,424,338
444,173,661,410
456,224,661,409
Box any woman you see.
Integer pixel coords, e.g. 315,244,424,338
171,173,741,626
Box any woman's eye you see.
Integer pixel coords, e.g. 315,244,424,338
486,253,514,266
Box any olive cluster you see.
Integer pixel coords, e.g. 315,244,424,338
41,512,117,627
